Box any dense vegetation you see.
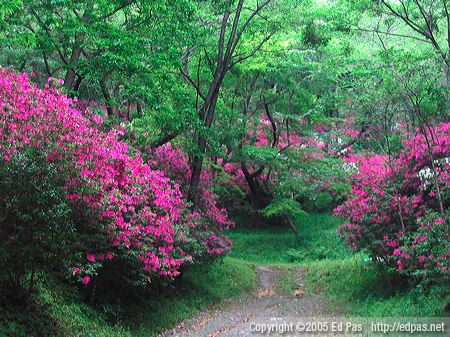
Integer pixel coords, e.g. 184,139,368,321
0,0,449,335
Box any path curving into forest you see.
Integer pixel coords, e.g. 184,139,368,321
160,266,325,337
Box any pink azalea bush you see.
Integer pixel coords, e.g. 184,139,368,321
150,143,233,254
151,145,233,227
0,68,230,287
334,123,450,282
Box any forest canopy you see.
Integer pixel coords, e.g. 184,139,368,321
0,0,449,335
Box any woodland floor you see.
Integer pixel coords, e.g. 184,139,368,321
160,265,325,337
1,214,446,337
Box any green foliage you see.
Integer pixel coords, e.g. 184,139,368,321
0,149,76,296
260,198,307,218
306,258,450,317
0,257,255,337
401,211,450,285
228,213,350,264
273,155,351,212
277,268,297,296
0,0,196,141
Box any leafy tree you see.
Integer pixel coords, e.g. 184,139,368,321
180,0,299,205
0,0,196,142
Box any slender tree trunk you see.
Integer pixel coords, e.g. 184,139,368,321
187,138,207,205
64,37,84,91
187,72,223,205
100,75,114,116
186,0,274,206
286,214,300,238
241,163,264,208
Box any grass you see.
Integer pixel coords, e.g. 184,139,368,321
229,213,450,317
277,267,298,296
228,213,351,264
0,257,255,337
305,257,450,317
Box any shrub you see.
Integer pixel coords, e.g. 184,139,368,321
150,143,234,233
334,123,450,284
0,68,231,288
0,149,75,295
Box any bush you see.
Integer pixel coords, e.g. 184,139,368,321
0,149,75,295
0,68,231,288
334,123,450,285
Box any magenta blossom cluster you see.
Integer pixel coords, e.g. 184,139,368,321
151,144,234,232
335,123,450,279
0,68,230,285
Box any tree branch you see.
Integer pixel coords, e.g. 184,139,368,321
150,131,179,149
180,67,206,101
230,32,274,67
230,0,273,56
356,25,430,44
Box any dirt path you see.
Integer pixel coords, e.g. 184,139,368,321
160,266,324,337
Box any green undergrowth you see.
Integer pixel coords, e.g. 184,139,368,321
277,267,298,296
228,213,351,264
0,257,255,337
229,213,450,317
305,257,450,317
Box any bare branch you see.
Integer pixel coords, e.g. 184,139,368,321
355,25,430,44
150,131,179,149
218,2,232,64
224,0,245,64
230,33,274,67
380,0,430,38
230,0,272,56
180,67,206,101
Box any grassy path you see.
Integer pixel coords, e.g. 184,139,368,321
161,213,448,336
227,214,448,317
161,265,324,337
2,213,446,336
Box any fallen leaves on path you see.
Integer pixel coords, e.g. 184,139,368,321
255,288,277,298
293,289,305,297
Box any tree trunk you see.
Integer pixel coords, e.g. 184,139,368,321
286,214,300,238
64,38,84,91
241,163,268,209
187,74,223,206
187,137,206,205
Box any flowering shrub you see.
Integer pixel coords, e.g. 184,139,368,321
335,123,450,283
0,68,230,287
151,144,234,232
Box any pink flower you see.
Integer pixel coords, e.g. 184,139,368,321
92,114,103,125
418,256,425,263
86,254,96,263
0,68,232,285
393,249,401,256
82,276,90,285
